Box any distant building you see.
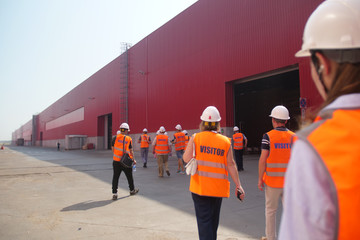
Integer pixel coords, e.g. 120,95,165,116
12,0,324,151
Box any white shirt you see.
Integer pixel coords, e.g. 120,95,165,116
279,93,360,240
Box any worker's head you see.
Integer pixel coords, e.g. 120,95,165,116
119,123,130,133
200,106,221,132
269,106,290,127
233,126,239,133
159,126,166,133
175,124,182,131
296,0,360,104
143,128,148,133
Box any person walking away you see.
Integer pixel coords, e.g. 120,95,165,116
183,130,190,147
184,106,245,240
111,130,121,151
279,0,360,239
152,126,172,177
232,126,248,171
138,128,151,168
258,105,294,240
171,124,186,174
112,123,139,200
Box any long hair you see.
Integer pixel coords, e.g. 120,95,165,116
325,62,360,106
306,60,360,122
199,121,220,132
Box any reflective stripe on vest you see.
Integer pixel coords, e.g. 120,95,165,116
196,160,228,179
140,134,149,148
155,134,170,155
263,129,294,188
302,107,360,239
189,131,231,198
233,133,244,150
113,134,132,161
174,132,186,151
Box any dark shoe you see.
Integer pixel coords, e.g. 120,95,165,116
112,194,118,200
166,170,170,176
143,163,147,168
130,189,139,196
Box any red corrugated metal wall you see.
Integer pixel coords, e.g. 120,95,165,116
128,0,324,133
16,0,325,143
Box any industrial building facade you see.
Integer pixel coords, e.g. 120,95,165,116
13,0,324,151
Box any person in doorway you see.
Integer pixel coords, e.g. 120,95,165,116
183,106,245,240
232,126,248,171
258,105,295,240
138,128,151,168
171,124,186,174
112,123,139,200
279,0,360,239
57,142,60,151
152,126,172,177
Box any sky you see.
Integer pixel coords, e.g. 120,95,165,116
0,0,198,141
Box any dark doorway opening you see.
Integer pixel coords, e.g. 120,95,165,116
233,67,300,151
40,132,43,146
97,113,113,150
107,114,112,150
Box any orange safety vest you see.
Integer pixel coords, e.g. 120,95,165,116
184,135,190,147
232,132,244,150
113,134,133,161
174,132,186,151
190,131,231,198
263,128,294,188
302,108,360,239
155,134,170,155
140,134,150,148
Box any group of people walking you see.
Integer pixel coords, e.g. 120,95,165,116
139,124,190,177
110,0,360,239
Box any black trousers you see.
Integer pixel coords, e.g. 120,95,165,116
192,193,223,240
112,161,134,194
234,149,244,170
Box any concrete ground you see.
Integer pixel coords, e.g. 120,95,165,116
0,146,282,240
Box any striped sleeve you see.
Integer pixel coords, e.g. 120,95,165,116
261,133,270,150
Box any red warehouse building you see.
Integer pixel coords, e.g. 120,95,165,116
13,0,324,151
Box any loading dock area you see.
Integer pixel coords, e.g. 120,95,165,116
233,66,300,150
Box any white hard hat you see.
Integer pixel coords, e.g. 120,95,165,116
200,106,221,122
116,130,121,135
175,124,182,130
233,126,239,132
296,0,360,57
159,126,166,133
269,105,290,120
143,128,148,132
119,123,130,131
182,130,188,135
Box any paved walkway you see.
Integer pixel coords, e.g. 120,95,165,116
0,146,282,240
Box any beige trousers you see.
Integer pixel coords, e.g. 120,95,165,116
157,154,169,177
265,185,283,240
